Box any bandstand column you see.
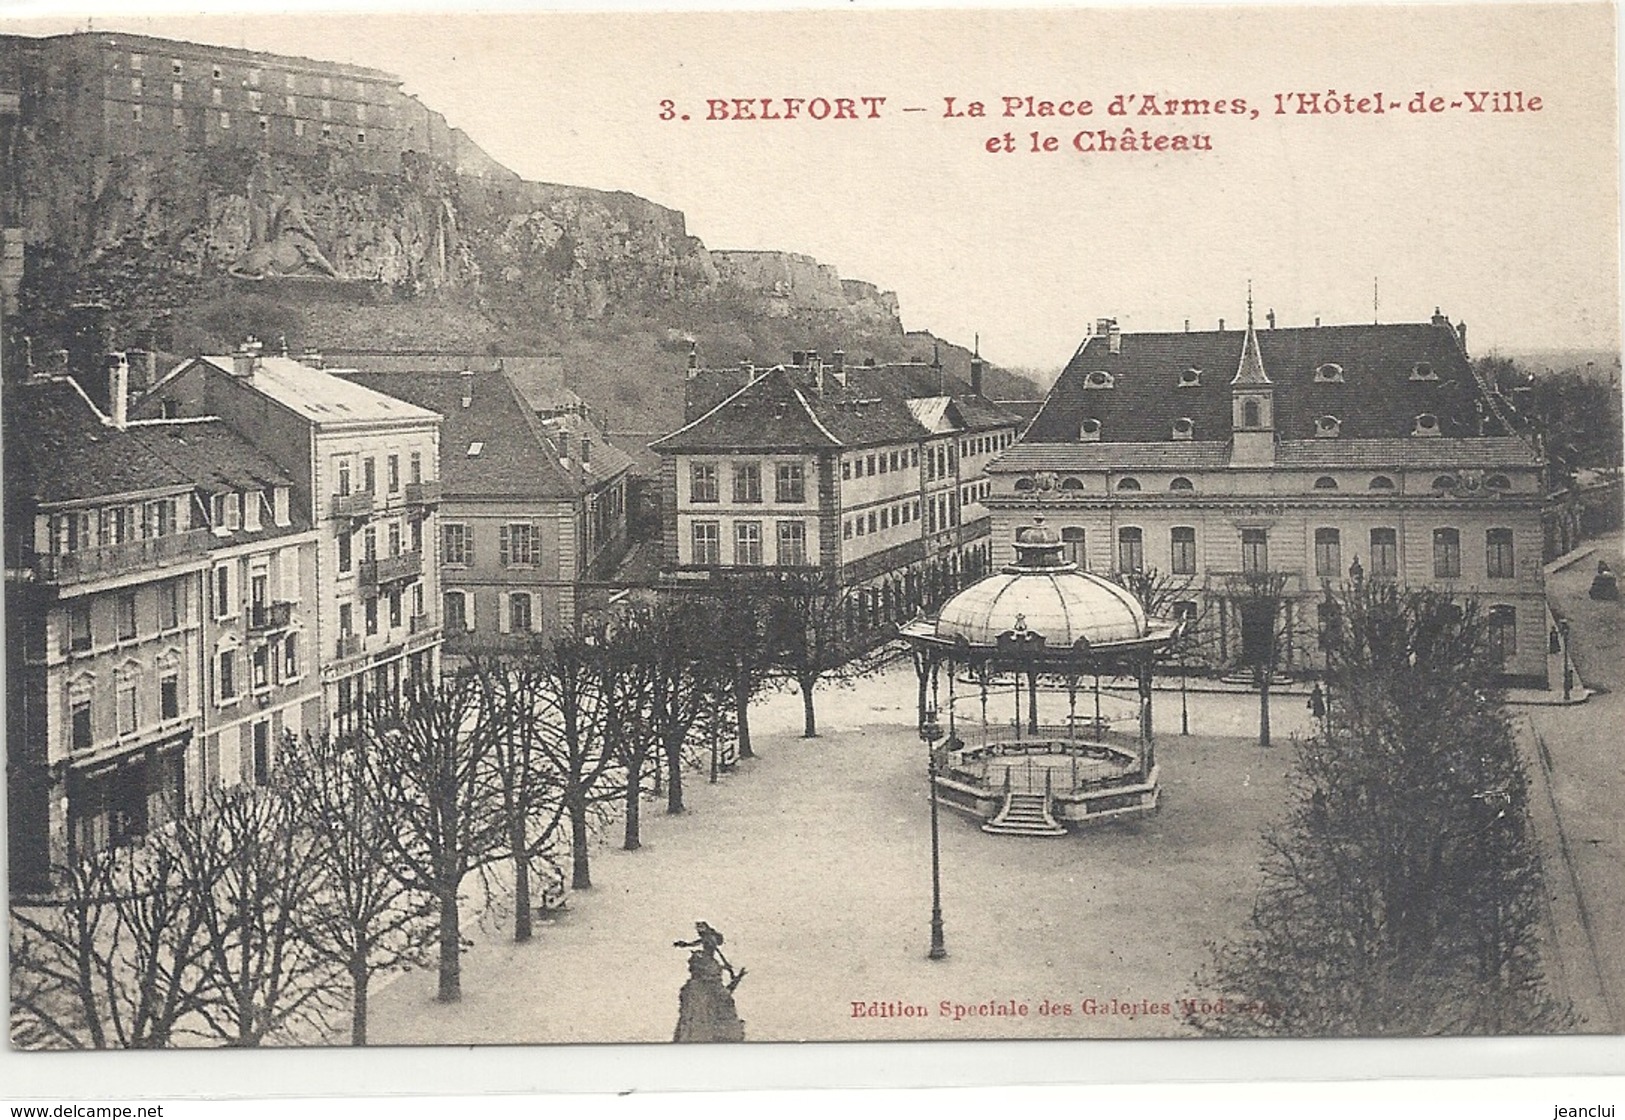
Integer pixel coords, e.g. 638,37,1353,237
1138,656,1156,779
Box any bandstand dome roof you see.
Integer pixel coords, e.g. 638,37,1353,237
906,519,1173,652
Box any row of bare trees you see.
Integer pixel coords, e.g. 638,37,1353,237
10,577,867,1049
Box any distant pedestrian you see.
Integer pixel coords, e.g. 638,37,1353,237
1307,684,1326,721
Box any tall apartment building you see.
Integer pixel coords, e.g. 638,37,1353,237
985,309,1553,686
336,367,630,655
650,349,1020,636
5,364,319,892
136,346,443,736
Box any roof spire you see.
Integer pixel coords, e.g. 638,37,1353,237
1232,286,1271,385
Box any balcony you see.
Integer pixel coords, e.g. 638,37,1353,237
336,633,363,660
404,480,442,510
359,551,423,593
247,600,295,633
408,612,433,634
330,491,374,521
28,528,214,587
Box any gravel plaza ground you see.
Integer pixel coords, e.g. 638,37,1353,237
366,668,1318,1045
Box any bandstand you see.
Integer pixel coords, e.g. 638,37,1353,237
900,519,1179,837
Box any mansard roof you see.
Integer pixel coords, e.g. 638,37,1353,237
1024,318,1505,445
989,436,1540,474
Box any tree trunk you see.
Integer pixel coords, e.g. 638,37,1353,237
1258,667,1272,748
436,885,462,1003
665,734,686,814
570,800,592,889
350,957,370,1046
624,758,643,850
512,823,533,943
800,673,818,737
734,668,754,759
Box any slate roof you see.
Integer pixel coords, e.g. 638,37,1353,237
535,411,635,482
656,364,1021,454
989,442,1233,473
197,356,442,427
988,437,1540,473
337,371,585,500
5,379,193,506
1024,319,1506,445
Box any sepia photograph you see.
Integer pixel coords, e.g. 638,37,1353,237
0,0,1620,1069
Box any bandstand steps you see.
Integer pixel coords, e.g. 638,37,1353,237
982,792,1068,837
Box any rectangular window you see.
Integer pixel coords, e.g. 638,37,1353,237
867,511,878,534
1433,528,1462,579
1241,529,1269,573
878,454,889,475
1062,527,1086,570
116,593,138,641
131,53,144,71
692,521,721,565
842,461,852,481
1487,529,1515,579
68,603,92,653
410,451,423,484
442,523,470,566
336,458,351,496
131,76,143,96
866,455,876,477
339,603,353,636
1488,605,1517,662
501,523,539,566
71,701,92,751
389,591,403,630
843,520,854,540
1170,527,1197,575
510,593,532,633
365,598,378,636
219,111,230,129
362,458,376,493
219,650,237,701
1315,528,1342,579
160,675,180,721
363,527,377,565
775,462,806,503
1370,528,1398,578
214,566,231,618
117,683,138,737
690,463,719,503
777,521,808,566
283,634,298,679
443,592,467,632
388,522,402,557
387,454,400,492
252,645,270,690
338,531,353,573
1118,527,1144,573
735,521,763,566
732,463,763,504
253,722,270,786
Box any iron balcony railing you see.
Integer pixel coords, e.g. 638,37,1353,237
359,551,423,591
403,480,442,508
29,528,214,586
247,600,295,633
336,633,363,660
330,492,375,521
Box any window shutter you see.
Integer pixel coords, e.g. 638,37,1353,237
465,526,474,566
499,524,510,566
498,591,510,633
465,592,476,633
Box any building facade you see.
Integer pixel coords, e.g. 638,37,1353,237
985,310,1552,686
5,369,319,891
650,349,1020,636
136,346,444,736
336,367,631,655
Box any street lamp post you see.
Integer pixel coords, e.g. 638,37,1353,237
920,698,948,962
1559,618,1573,701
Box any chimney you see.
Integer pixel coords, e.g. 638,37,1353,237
459,369,474,408
578,436,589,487
1184,318,1190,333
1456,320,1468,350
1095,318,1113,337
1314,316,1321,328
832,349,845,373
741,361,755,379
299,349,324,369
791,350,806,366
1432,306,1450,328
808,350,823,391
687,341,698,371
1218,318,1225,331
1107,320,1121,355
1266,309,1276,330
231,337,263,378
559,430,571,463
107,352,129,429
970,346,984,398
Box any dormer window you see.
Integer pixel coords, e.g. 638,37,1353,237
1314,363,1345,383
1079,418,1101,442
1412,412,1441,436
1432,475,1458,491
1313,475,1339,490
1116,477,1141,492
1059,476,1085,492
1178,367,1202,387
1485,474,1512,491
1314,415,1342,438
1369,475,1396,491
1242,400,1261,428
1169,477,1194,492
1014,477,1036,492
1411,361,1437,381
1084,370,1115,389
273,487,291,526
1172,417,1195,441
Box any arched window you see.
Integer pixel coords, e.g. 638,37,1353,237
1314,415,1341,438
1411,361,1438,381
1013,477,1036,492
1313,475,1339,490
1116,477,1141,492
1242,400,1260,427
1412,412,1440,436
1169,476,1194,492
1078,418,1101,442
1369,475,1396,491
1432,475,1457,491
1058,476,1085,492
1314,363,1345,383
1179,367,1202,387
1172,417,1194,440
1485,474,1512,491
1084,370,1115,389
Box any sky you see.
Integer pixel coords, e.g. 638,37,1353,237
2,2,1619,371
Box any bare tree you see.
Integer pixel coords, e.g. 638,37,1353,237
527,626,623,888
646,596,722,813
185,784,332,1047
766,570,852,738
1221,569,1300,748
477,659,569,942
711,589,776,760
598,609,658,851
360,672,505,1003
282,732,435,1045
9,850,125,1049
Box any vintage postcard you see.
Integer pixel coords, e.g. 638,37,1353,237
1,0,1620,1065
